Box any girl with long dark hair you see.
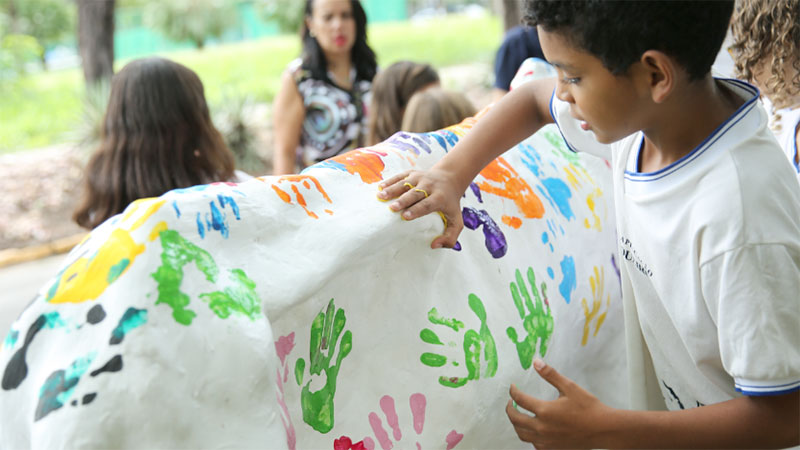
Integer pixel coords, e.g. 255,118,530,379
74,57,241,229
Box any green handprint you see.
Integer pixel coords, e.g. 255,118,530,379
151,229,261,325
419,294,497,388
506,267,554,369
542,128,581,164
294,298,352,433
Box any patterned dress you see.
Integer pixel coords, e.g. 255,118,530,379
289,59,372,168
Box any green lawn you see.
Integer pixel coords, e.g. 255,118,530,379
1,14,501,153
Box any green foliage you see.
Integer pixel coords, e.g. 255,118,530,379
143,0,238,49
1,0,74,50
0,68,82,151
2,14,501,153
71,78,111,153
256,0,304,35
0,33,42,81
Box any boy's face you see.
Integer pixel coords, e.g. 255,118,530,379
538,28,650,144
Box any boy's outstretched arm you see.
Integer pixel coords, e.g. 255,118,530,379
507,359,800,449
377,77,556,249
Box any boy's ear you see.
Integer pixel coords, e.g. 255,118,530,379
639,50,675,104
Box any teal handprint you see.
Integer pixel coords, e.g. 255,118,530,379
419,294,497,388
294,298,352,433
507,267,554,369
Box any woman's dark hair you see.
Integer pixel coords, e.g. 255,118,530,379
367,61,440,145
73,57,235,230
300,0,378,84
523,0,734,80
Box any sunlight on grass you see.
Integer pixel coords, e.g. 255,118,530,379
1,14,501,153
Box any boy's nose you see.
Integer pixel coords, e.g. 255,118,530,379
555,83,574,104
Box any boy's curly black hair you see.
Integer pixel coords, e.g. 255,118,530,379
523,0,733,81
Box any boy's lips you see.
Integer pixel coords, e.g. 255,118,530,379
580,120,591,131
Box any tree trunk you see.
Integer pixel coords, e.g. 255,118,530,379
77,0,115,85
494,0,522,32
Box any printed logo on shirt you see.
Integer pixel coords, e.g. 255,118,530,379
619,236,653,277
661,380,705,410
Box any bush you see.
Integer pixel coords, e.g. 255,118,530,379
213,93,268,175
143,0,238,49
71,78,111,154
256,0,304,35
0,33,42,82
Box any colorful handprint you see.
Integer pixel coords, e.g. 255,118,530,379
506,267,554,369
334,393,464,450
295,299,353,433
419,295,497,388
581,265,610,346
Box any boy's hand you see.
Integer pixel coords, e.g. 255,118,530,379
506,358,614,449
377,169,465,249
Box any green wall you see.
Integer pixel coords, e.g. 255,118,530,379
113,0,407,60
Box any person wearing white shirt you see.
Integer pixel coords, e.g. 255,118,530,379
378,1,800,448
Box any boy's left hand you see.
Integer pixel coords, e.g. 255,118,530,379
506,358,615,449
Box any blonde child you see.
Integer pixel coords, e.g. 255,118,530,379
400,88,476,134
366,61,440,145
730,0,800,182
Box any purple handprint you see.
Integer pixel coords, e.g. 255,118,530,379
462,207,507,258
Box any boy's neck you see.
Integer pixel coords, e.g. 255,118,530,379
639,76,743,173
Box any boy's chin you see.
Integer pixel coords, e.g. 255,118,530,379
593,130,627,145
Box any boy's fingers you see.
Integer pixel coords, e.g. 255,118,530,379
379,170,412,189
430,211,464,249
533,358,575,395
388,185,430,213
510,383,543,415
506,399,543,445
378,171,418,201
378,179,416,203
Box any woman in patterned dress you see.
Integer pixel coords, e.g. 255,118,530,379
272,0,377,174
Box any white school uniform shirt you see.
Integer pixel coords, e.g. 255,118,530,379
770,104,800,184
550,78,800,411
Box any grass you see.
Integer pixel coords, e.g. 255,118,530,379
0,14,501,154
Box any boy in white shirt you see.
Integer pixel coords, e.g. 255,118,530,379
377,0,800,447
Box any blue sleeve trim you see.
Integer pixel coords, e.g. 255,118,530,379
735,380,800,396
736,385,800,396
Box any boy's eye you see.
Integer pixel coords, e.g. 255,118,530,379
562,77,581,85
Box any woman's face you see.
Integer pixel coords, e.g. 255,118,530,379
307,0,356,59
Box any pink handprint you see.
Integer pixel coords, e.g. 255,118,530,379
335,393,464,450
275,332,297,450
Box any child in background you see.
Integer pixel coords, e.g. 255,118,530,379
730,0,800,181
400,88,476,134
378,0,800,447
366,60,440,145
74,57,245,230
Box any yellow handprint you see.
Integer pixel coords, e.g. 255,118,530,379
580,266,610,346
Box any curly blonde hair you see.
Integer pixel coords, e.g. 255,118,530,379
729,0,800,110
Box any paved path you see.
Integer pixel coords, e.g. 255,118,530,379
0,254,66,337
